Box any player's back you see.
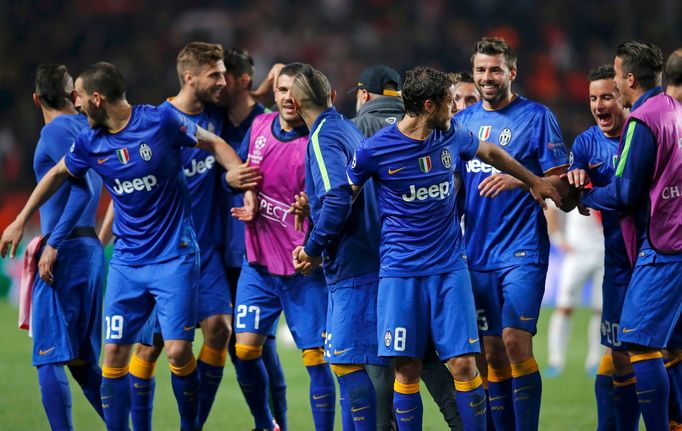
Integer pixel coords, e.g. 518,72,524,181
456,96,567,270
34,113,102,235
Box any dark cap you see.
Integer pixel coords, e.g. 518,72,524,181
348,65,401,96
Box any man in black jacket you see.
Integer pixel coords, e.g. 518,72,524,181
350,65,405,137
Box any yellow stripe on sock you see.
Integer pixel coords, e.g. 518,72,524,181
597,354,615,376
102,365,129,379
630,351,663,364
613,376,637,387
488,365,512,382
394,380,420,394
665,352,682,369
329,364,363,377
169,356,197,377
130,354,157,379
235,343,263,361
511,357,539,378
481,376,489,390
455,374,483,392
302,348,326,367
199,345,227,367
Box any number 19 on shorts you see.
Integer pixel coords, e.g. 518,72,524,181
385,327,407,352
105,315,124,340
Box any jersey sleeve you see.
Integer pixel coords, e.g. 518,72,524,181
534,109,568,172
160,103,199,148
346,138,376,186
452,119,479,161
46,176,94,249
63,132,91,178
569,133,589,171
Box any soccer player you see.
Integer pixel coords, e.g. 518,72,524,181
579,40,682,431
20,63,106,431
346,65,561,431
455,37,569,431
289,64,389,430
230,62,335,431
0,62,249,431
562,64,640,431
449,72,481,114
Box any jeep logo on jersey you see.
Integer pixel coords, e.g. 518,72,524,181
478,126,492,141
418,155,432,173
139,143,152,161
112,175,157,195
402,181,450,202
116,148,130,164
255,135,266,150
465,159,502,174
441,149,452,169
499,128,512,146
184,155,215,177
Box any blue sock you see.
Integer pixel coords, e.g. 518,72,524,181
488,372,515,431
337,369,376,430
511,358,542,431
338,379,355,431
263,337,288,430
594,374,617,431
237,357,274,429
484,387,496,431
613,373,640,431
306,363,336,431
129,374,155,431
454,376,487,431
69,362,104,420
393,381,422,431
37,364,73,431
197,359,223,425
101,374,131,431
667,360,682,423
170,367,200,431
632,357,669,431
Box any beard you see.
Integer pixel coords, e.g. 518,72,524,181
86,101,108,128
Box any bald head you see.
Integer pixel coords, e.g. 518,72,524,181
666,49,682,87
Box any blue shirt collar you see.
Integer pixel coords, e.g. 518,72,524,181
632,86,663,111
310,107,339,133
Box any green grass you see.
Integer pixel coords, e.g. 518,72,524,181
0,301,599,430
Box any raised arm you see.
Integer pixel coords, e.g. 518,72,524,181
195,126,261,189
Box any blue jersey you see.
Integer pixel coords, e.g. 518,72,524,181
570,125,631,284
347,118,478,277
33,114,102,246
304,107,380,284
160,101,225,252
64,104,199,264
455,96,567,270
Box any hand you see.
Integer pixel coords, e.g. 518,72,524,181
251,63,285,99
231,189,259,222
288,191,310,232
38,244,58,285
529,177,563,210
561,169,591,188
577,200,591,216
226,162,262,189
478,174,524,197
0,219,25,258
292,245,322,275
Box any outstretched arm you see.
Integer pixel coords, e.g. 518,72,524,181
195,126,261,189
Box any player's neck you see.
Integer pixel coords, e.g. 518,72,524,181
42,105,78,125
278,114,304,132
300,108,325,131
398,115,432,141
171,89,204,115
483,92,516,111
227,92,257,126
666,85,682,104
105,102,133,133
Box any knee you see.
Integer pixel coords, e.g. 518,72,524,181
135,343,162,363
235,343,263,361
103,343,132,368
203,319,231,349
484,338,509,369
165,341,194,366
502,330,532,362
447,355,478,381
394,358,422,384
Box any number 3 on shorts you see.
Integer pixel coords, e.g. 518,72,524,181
105,315,124,340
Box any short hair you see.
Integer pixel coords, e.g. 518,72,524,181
176,41,224,85
665,48,682,86
402,67,451,117
224,48,254,78
449,71,475,86
78,62,126,102
471,37,517,69
35,64,73,110
279,62,307,79
588,64,615,82
292,64,332,110
616,41,663,89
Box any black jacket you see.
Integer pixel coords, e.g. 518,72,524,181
351,96,405,137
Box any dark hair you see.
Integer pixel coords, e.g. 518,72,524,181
665,48,682,87
78,62,126,102
471,37,517,69
616,41,663,90
292,64,332,109
35,64,73,110
176,41,224,85
279,62,307,78
402,67,451,117
588,64,615,82
224,48,254,78
449,71,474,85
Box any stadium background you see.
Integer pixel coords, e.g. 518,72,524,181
0,0,679,428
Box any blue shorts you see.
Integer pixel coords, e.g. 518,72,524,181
105,253,199,344
469,264,547,336
326,273,388,366
620,255,682,349
235,260,327,349
32,237,105,366
378,268,480,361
600,278,630,350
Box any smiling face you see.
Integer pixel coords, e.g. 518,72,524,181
589,78,626,138
275,73,304,129
473,53,516,109
74,77,107,128
191,60,227,105
453,81,480,113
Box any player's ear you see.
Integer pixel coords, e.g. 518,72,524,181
183,70,193,87
239,73,251,90
92,91,103,107
32,92,41,108
69,90,77,105
509,66,517,82
424,99,435,114
627,72,636,89
330,88,337,105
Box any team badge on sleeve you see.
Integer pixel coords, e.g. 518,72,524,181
139,143,152,161
384,330,392,347
116,148,130,165
478,126,492,141
418,155,432,173
499,128,512,146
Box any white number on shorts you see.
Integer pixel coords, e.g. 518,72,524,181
395,327,407,352
603,320,621,347
476,309,489,331
235,305,261,330
105,315,124,340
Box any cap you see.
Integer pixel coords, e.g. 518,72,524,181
348,65,401,96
